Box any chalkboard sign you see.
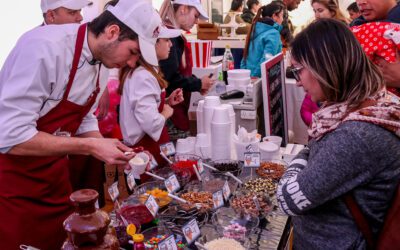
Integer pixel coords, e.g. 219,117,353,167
260,53,288,146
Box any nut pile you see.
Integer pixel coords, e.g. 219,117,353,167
231,194,271,217
180,191,213,212
243,178,276,195
256,162,285,180
213,162,240,175
203,178,235,193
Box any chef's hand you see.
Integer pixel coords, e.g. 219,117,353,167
96,88,110,121
200,75,215,95
88,138,134,165
161,104,174,119
376,54,400,88
168,88,184,106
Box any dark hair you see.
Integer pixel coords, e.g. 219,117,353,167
87,10,138,41
290,19,384,107
243,2,284,60
346,2,359,12
246,0,260,10
231,0,244,11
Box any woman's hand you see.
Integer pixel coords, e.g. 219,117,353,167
168,88,184,106
161,104,174,120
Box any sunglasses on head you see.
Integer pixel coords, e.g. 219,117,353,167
289,65,304,82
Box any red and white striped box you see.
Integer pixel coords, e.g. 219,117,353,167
188,40,213,68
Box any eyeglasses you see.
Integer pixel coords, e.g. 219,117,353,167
289,65,304,82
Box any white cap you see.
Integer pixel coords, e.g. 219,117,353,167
108,0,181,66
41,0,91,13
173,0,208,20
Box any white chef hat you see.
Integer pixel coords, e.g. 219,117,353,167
41,0,91,13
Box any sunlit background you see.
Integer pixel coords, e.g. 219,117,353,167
0,0,355,67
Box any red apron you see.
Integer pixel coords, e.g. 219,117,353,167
170,36,193,131
0,24,100,250
134,91,170,173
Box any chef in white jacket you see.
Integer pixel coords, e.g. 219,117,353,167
0,0,156,249
41,0,89,25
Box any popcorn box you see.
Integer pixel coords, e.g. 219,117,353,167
188,40,213,68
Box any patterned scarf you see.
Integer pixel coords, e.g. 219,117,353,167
309,90,400,141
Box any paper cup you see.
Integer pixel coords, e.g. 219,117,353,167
211,106,231,124
129,152,150,179
262,136,283,147
259,141,280,161
204,96,221,107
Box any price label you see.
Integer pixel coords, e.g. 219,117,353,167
213,190,224,209
243,152,261,167
182,219,201,245
165,174,180,193
127,172,136,191
160,142,176,156
253,195,261,210
145,195,159,218
108,181,119,202
197,160,205,174
149,156,158,170
158,234,178,250
222,180,231,201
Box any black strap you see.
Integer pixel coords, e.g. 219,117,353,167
343,194,376,249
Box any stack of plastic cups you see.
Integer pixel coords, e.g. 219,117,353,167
203,96,221,145
221,104,236,136
176,137,197,155
196,100,204,134
221,104,236,159
186,137,197,154
211,106,232,161
176,138,191,155
195,133,211,159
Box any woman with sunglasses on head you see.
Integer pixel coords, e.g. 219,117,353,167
277,19,400,249
118,13,183,175
158,0,214,140
240,2,284,77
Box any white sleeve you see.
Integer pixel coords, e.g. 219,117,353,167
0,38,56,151
130,71,165,141
75,66,108,135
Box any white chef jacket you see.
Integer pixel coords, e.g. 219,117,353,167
0,24,106,153
120,66,166,146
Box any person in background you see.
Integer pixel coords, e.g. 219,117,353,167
241,3,284,77
300,94,320,126
119,14,184,172
300,0,349,126
159,0,214,140
355,0,400,89
278,19,400,249
41,0,89,25
347,2,361,21
311,0,350,24
0,0,151,248
241,0,262,24
272,0,304,48
223,0,251,35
